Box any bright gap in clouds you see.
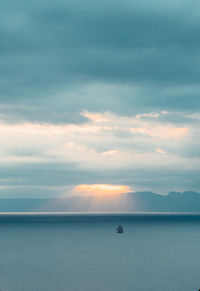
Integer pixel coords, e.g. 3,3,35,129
73,184,132,197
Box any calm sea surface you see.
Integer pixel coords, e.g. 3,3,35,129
0,213,200,291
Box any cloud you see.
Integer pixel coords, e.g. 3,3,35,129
102,150,119,156
130,126,188,138
156,148,166,155
0,111,195,168
0,110,198,197
1,0,200,124
0,0,200,197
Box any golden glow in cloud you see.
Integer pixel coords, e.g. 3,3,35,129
156,148,166,154
82,112,110,122
73,184,132,197
130,126,188,138
102,150,119,156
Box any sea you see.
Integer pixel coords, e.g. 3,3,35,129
0,213,200,291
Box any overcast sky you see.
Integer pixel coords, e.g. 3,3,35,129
0,0,200,197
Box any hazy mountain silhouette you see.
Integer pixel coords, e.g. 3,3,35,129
0,191,200,212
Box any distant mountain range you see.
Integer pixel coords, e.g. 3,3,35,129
0,191,200,212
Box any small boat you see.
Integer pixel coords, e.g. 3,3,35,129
116,224,123,233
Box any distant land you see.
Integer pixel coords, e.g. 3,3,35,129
0,191,200,212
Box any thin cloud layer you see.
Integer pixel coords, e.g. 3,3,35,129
0,110,199,196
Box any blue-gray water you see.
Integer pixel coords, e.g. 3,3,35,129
0,213,200,291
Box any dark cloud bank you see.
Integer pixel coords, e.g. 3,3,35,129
1,0,200,122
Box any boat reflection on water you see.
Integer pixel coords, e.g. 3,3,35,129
116,224,123,233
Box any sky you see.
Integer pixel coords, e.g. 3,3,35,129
0,0,200,198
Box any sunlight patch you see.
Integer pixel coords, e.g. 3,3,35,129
73,184,132,197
